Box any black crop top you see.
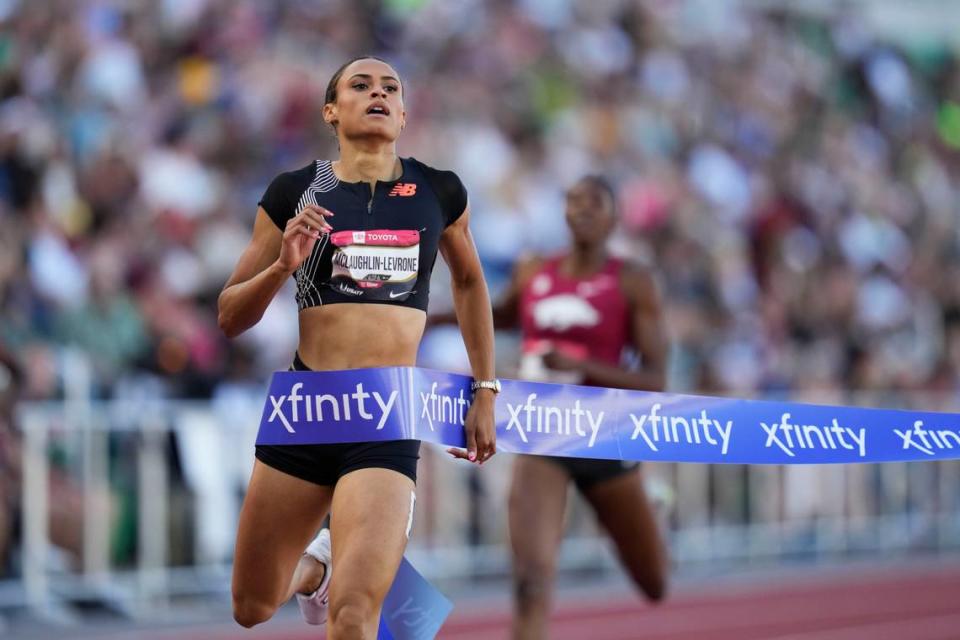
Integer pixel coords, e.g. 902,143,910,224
258,157,467,312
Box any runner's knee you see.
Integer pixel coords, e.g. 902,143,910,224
232,592,277,628
643,572,668,603
629,563,668,603
330,589,378,637
513,564,555,613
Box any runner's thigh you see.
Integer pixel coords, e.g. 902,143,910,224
328,467,416,618
232,460,333,608
582,468,667,599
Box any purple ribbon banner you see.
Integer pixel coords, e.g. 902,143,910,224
258,367,960,464
258,367,960,638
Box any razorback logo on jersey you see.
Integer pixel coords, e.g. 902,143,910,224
388,183,417,197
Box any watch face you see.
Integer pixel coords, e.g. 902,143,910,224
472,380,501,393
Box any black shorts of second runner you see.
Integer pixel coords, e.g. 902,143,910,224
254,353,420,486
543,456,639,493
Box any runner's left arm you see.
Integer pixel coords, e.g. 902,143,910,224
439,205,497,463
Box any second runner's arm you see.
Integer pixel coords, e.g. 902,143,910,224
428,255,542,330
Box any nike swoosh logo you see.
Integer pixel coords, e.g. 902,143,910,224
389,291,408,299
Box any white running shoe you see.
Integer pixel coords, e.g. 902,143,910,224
296,528,332,625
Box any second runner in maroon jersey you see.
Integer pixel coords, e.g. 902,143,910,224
495,175,671,638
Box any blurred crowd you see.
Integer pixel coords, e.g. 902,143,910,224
0,0,959,407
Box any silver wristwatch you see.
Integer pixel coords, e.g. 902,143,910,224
470,379,501,394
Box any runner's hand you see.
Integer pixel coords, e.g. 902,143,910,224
448,391,497,465
542,349,581,372
276,205,334,273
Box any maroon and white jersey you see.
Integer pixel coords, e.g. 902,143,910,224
518,256,630,383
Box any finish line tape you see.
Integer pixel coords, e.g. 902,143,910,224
258,367,960,464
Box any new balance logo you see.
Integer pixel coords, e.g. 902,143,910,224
389,183,417,197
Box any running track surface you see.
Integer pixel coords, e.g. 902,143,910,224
72,562,960,640
437,564,960,640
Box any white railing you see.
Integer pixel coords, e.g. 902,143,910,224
6,390,960,622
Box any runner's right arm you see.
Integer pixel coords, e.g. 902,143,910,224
217,205,332,338
428,255,541,330
491,256,542,329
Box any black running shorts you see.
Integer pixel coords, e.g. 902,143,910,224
545,456,639,492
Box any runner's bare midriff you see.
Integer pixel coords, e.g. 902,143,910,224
297,303,426,370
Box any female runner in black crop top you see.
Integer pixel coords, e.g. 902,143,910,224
219,57,497,638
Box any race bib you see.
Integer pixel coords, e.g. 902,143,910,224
329,229,420,302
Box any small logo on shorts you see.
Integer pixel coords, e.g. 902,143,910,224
389,183,417,197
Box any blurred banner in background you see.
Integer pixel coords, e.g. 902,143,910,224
1,0,959,637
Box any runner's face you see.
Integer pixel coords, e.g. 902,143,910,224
325,59,406,143
565,181,615,247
